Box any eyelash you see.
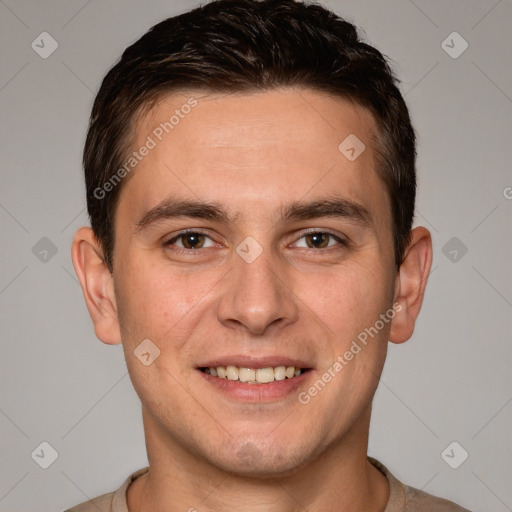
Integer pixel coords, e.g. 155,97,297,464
164,229,348,254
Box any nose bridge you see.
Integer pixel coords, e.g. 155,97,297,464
216,241,298,334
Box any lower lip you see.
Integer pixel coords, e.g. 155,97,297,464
197,369,311,402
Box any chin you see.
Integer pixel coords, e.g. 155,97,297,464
207,438,316,478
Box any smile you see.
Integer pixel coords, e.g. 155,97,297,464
200,365,307,384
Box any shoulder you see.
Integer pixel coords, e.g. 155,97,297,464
369,457,472,512
401,483,472,511
62,466,149,512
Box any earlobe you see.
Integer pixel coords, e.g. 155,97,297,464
389,226,433,344
71,227,122,345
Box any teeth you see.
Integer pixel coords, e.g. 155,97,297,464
274,366,286,381
256,367,274,383
226,365,239,381
239,367,256,382
203,365,304,383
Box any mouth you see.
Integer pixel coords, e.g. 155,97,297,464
196,357,313,402
199,365,310,384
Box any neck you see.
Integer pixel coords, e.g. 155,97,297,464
128,406,389,512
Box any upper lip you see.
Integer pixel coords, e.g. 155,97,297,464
197,355,312,369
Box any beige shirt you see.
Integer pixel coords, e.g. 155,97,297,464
64,458,471,512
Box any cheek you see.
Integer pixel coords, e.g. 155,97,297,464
304,263,391,338
114,257,220,344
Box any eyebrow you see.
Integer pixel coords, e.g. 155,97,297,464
135,196,373,232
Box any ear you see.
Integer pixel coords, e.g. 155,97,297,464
71,227,121,345
389,226,433,344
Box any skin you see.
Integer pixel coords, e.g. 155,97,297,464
72,88,432,512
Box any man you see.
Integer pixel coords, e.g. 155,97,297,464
67,0,471,510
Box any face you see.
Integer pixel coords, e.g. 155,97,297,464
110,88,398,476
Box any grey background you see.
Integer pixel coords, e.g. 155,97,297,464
1,0,511,511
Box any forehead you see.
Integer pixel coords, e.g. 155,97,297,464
118,87,389,229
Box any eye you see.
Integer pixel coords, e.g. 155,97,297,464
165,230,216,250
293,231,346,250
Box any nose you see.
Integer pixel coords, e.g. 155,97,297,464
216,247,299,335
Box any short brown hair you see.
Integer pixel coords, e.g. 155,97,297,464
84,0,416,271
